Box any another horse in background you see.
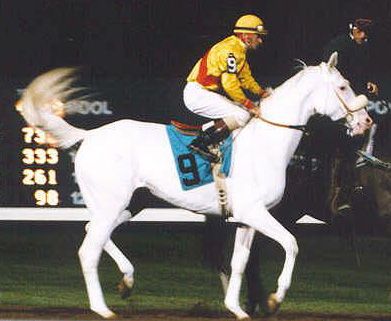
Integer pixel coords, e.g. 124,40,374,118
16,52,372,319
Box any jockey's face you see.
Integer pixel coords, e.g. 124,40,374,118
240,33,263,50
352,28,368,44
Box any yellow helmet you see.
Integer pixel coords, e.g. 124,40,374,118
233,14,268,35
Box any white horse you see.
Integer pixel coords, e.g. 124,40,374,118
16,53,372,320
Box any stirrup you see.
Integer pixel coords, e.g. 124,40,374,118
189,143,220,162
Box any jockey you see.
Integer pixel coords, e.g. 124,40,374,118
184,14,270,161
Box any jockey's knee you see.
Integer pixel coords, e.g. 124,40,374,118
223,109,251,130
223,116,241,131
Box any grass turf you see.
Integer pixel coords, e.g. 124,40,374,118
0,222,390,316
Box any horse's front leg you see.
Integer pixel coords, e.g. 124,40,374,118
224,226,255,320
240,204,299,313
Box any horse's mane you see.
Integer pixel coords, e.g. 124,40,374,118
271,58,333,99
271,60,311,96
293,58,308,71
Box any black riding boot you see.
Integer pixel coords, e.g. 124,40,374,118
188,119,230,162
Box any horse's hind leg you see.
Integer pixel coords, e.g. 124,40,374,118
105,237,135,299
105,210,135,299
76,169,135,318
79,210,121,319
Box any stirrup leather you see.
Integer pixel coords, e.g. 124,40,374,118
188,141,220,162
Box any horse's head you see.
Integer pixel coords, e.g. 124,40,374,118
311,52,372,135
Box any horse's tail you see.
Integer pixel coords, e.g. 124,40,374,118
16,67,87,149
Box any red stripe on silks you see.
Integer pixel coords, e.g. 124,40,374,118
196,50,220,87
243,99,256,110
171,120,202,131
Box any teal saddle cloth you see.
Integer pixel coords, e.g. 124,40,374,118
166,124,233,191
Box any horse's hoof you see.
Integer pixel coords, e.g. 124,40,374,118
92,307,117,319
266,293,281,315
225,301,250,320
106,312,118,320
118,274,134,299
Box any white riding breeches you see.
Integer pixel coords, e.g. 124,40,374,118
183,82,251,130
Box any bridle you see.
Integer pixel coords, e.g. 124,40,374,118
256,85,368,136
334,90,367,120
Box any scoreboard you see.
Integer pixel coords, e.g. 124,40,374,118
20,126,61,206
0,83,116,208
0,76,181,212
0,84,206,223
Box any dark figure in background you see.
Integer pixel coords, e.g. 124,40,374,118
323,18,378,95
322,18,378,219
304,116,364,215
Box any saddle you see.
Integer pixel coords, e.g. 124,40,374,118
170,120,201,136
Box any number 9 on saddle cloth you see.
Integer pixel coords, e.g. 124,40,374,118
166,124,233,191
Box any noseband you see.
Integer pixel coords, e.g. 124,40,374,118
334,90,368,117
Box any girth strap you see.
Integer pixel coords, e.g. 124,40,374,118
211,157,232,220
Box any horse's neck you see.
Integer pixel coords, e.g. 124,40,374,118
263,71,315,126
243,70,316,166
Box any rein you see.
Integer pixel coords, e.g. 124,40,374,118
236,100,310,135
258,115,309,135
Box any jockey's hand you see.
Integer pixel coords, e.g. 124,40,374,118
260,88,272,99
367,82,379,96
249,106,261,118
243,99,261,118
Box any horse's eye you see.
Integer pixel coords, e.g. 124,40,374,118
339,86,347,91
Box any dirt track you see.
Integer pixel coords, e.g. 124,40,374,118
0,307,389,321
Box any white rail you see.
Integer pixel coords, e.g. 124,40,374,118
0,207,205,222
0,207,326,224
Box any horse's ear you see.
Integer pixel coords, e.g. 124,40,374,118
327,51,338,69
